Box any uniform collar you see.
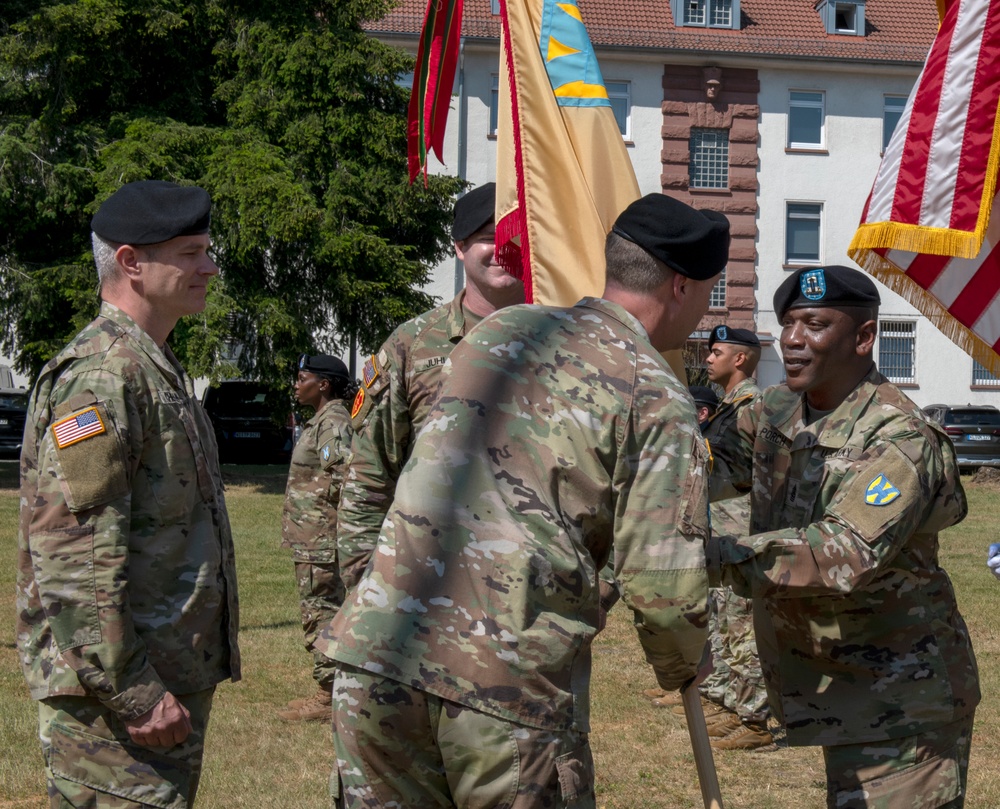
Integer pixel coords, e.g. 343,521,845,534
720,376,759,407
771,365,882,450
575,297,649,341
98,301,190,393
447,290,482,341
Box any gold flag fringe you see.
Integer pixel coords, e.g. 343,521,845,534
849,246,1000,379
848,221,983,260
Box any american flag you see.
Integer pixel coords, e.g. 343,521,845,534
51,407,106,448
849,0,1000,374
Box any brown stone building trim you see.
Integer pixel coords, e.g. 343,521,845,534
661,64,760,336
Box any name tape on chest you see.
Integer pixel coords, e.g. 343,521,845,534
51,406,107,448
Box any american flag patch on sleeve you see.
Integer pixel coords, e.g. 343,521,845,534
362,355,380,388
51,406,107,449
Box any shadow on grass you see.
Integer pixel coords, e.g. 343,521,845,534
222,465,288,495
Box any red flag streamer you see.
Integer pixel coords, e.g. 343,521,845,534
407,0,464,183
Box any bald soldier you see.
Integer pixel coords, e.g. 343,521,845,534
16,181,239,807
327,194,729,808
709,266,979,807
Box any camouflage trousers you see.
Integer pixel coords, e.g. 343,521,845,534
698,585,769,724
823,713,974,809
38,689,214,809
331,665,596,809
293,558,345,687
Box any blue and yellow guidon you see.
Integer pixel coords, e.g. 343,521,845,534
539,0,611,108
865,474,901,506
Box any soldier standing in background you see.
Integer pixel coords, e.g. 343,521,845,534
710,265,979,806
277,354,355,723
334,182,525,592
15,180,239,807
327,194,729,808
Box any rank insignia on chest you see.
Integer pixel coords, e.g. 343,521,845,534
865,474,900,506
800,269,827,301
51,406,107,449
351,388,365,419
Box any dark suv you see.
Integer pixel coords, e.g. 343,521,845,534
202,381,293,464
924,404,1000,469
0,388,28,458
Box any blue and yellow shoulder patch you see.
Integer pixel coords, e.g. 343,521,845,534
865,474,900,506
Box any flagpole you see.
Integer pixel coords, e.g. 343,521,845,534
682,685,725,809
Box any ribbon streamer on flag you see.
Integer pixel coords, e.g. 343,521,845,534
407,0,464,183
848,0,1000,375
495,0,640,307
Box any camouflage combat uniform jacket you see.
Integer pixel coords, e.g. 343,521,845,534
331,298,710,732
281,399,352,563
15,303,240,721
710,366,980,746
703,376,760,531
337,291,482,589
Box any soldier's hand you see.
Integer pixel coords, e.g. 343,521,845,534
988,543,1000,580
124,692,193,748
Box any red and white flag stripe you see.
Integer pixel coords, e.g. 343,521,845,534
850,0,1000,374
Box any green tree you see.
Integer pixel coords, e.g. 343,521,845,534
0,0,461,390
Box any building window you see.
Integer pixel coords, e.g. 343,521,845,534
489,74,499,136
973,360,1000,386
490,0,501,13
671,0,741,29
788,91,825,149
785,203,822,264
879,320,916,384
606,81,631,139
883,95,907,151
709,267,727,308
816,0,865,35
690,128,729,189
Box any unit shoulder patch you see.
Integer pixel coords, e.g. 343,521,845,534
865,473,901,506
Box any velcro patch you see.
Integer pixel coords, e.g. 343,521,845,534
51,406,106,448
362,355,380,388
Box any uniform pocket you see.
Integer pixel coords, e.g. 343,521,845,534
48,721,191,809
555,741,596,805
30,527,101,650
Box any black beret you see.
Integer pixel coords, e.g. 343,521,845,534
773,265,881,318
689,385,719,409
709,325,760,349
611,194,730,281
299,354,350,381
452,182,496,241
91,180,211,245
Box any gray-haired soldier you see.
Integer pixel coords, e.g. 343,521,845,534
327,193,730,808
16,180,239,808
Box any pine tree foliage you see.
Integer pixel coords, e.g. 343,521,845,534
0,0,462,386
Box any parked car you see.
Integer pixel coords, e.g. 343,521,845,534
924,403,1000,469
0,387,28,458
202,381,293,464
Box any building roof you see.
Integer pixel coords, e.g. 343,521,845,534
368,0,937,64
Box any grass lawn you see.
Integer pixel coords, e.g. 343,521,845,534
1,463,999,808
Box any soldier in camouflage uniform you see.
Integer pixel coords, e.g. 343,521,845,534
15,181,240,808
700,327,770,749
335,182,525,593
709,265,979,806
277,354,355,722
327,194,730,808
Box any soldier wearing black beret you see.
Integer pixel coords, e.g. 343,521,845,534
706,261,979,800
689,385,720,426
17,179,238,807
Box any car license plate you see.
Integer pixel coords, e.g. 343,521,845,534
966,434,992,441
233,431,261,439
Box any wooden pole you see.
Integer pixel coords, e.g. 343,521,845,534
682,685,724,809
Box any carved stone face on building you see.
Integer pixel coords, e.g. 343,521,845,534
704,67,723,99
